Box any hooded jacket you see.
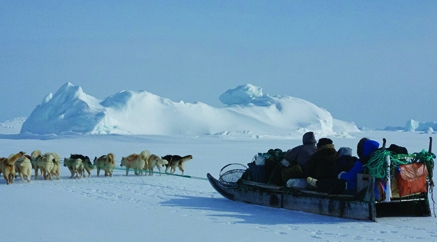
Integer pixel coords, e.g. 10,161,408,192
332,147,358,177
284,132,317,167
340,139,380,191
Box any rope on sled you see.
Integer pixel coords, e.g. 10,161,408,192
413,149,436,216
365,149,436,180
412,149,436,187
365,150,409,179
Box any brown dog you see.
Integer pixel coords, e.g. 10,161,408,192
1,153,22,184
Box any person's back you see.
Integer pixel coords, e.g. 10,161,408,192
283,132,317,166
332,147,357,177
303,138,337,179
339,139,380,192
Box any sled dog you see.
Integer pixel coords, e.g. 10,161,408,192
93,153,115,177
64,157,84,178
1,153,21,184
32,153,55,180
161,155,193,175
30,150,42,174
70,154,95,177
120,150,150,176
15,154,32,182
47,152,61,180
147,154,168,174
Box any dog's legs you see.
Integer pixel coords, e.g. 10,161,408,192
42,169,47,180
178,164,185,175
5,173,9,184
26,170,31,182
34,168,39,180
153,165,159,175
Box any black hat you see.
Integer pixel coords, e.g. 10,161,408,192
317,138,333,148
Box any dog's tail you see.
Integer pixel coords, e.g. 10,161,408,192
178,155,193,166
159,156,169,165
46,152,61,165
140,150,151,162
180,155,193,164
107,153,115,165
7,153,21,165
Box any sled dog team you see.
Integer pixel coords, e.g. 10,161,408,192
0,149,193,185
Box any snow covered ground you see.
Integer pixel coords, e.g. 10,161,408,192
1,82,436,241
1,131,437,242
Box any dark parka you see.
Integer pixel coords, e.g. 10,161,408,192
303,144,338,179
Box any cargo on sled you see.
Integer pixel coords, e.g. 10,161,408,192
207,137,435,221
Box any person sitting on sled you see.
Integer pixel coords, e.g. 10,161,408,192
280,131,318,181
306,138,379,194
283,131,317,168
337,138,379,192
303,137,338,179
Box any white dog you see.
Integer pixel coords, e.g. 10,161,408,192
15,155,32,182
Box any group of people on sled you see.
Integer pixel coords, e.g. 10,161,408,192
281,131,380,194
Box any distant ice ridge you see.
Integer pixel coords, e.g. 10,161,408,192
405,120,436,133
20,82,360,136
0,117,27,134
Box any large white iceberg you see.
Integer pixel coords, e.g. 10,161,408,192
20,83,360,136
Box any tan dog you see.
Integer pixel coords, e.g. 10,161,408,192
161,155,193,175
93,155,105,177
1,153,21,184
120,150,150,176
147,154,168,174
47,152,61,180
30,150,42,176
93,153,115,177
15,154,32,182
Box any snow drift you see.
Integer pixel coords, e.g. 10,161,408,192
20,83,359,136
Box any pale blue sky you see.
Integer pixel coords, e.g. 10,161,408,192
1,1,436,128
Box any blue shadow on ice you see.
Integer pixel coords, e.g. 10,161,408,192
161,195,358,225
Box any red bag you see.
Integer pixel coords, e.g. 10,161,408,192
396,162,428,197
